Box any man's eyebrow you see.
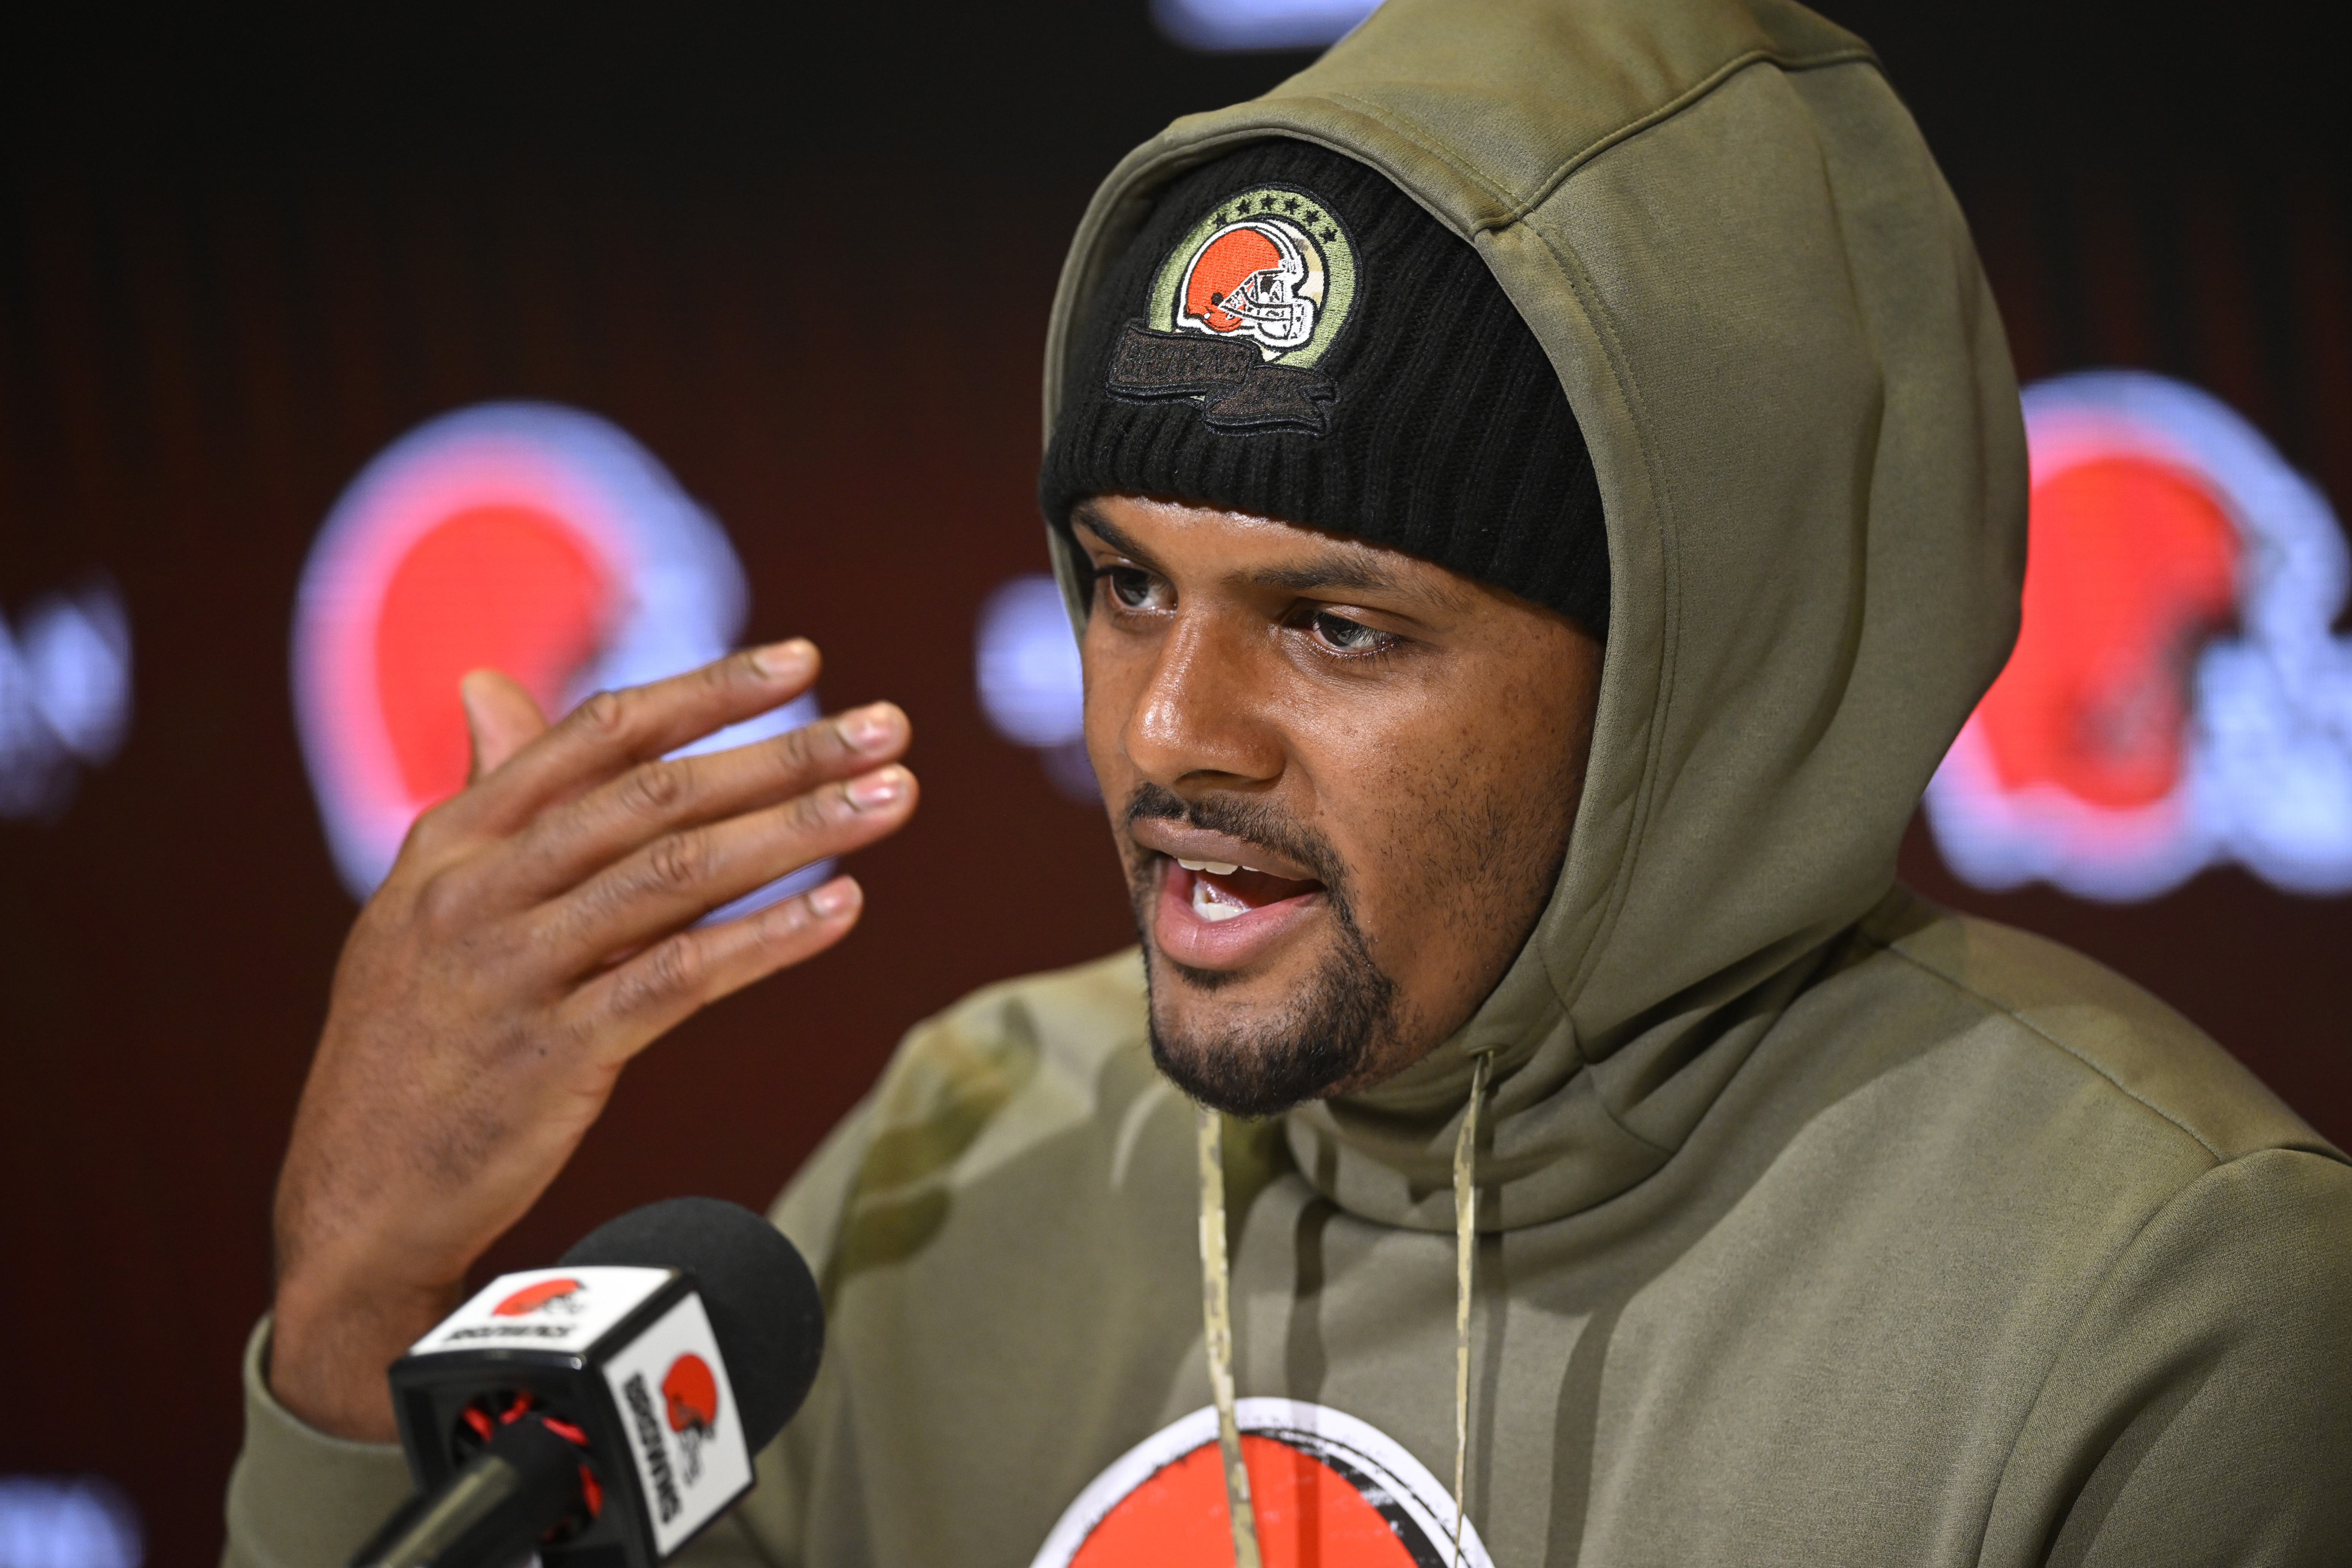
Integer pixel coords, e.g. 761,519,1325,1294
1249,559,1401,595
1069,503,1158,571
1250,556,1468,614
1071,501,1468,614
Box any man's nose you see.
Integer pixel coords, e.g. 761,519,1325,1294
1118,614,1284,793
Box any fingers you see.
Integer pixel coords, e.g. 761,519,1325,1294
539,762,916,965
561,876,867,1063
461,670,549,783
437,639,822,842
497,700,911,906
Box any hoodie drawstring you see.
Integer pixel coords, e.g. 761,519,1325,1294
1198,1104,1263,1568
1196,1053,1492,1568
1451,1050,1493,1568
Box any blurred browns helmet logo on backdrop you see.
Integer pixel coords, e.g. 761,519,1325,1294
491,1277,585,1318
1031,1401,1493,1568
292,403,826,915
1925,370,2352,901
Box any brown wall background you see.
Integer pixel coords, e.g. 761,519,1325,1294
1,3,2347,1562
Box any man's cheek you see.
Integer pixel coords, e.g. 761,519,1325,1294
1322,738,1453,887
1353,769,1493,964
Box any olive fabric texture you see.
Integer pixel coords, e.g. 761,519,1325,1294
1039,139,1610,637
224,2,2352,1565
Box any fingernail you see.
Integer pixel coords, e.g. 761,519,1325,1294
841,703,901,753
751,639,814,679
809,879,859,918
846,766,906,810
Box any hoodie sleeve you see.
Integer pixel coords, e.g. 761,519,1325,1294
1981,1146,2352,1566
220,1317,419,1568
217,1094,883,1568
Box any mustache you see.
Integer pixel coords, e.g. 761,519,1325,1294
1121,781,1348,895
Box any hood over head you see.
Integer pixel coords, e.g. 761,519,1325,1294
1041,0,2027,1232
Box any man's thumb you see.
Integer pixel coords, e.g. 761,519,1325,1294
458,669,548,782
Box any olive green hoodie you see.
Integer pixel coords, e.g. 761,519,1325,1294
224,0,2352,1563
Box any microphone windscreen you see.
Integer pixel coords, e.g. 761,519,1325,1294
559,1197,824,1449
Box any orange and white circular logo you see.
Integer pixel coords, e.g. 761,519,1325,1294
1031,1400,1493,1568
292,403,825,911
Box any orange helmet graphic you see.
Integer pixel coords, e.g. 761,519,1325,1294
1180,221,1316,352
1972,455,2238,813
492,1277,583,1317
662,1353,720,1435
1926,370,2352,899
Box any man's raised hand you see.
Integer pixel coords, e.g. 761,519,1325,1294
266,640,915,1440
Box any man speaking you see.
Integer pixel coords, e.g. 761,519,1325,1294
225,0,2352,1563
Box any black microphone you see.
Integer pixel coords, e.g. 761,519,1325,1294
349,1197,824,1568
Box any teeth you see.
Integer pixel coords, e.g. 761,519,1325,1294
1192,876,1249,923
1175,858,1240,876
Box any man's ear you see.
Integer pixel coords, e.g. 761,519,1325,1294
458,668,548,782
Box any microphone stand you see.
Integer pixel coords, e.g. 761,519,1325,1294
349,1415,587,1568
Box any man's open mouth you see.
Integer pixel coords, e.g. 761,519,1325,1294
1170,857,1325,923
1152,853,1328,970
1128,807,1336,972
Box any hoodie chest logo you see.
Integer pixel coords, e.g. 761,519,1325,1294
1031,1398,1493,1568
1105,185,1358,438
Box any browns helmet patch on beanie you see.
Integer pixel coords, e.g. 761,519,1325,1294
1040,138,1609,637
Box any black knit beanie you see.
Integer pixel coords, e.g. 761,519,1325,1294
1040,139,1608,637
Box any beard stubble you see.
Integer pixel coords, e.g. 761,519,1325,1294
1124,782,1401,1118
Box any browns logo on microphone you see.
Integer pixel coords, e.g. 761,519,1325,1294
492,1277,586,1318
662,1353,720,1485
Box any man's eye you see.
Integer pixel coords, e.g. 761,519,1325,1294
1102,567,1161,611
1309,610,1392,656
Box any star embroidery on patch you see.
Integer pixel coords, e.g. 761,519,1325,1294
1304,209,1321,224
1281,196,1299,213
1319,225,1337,242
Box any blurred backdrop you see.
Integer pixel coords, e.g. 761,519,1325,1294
2,1,2347,1561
